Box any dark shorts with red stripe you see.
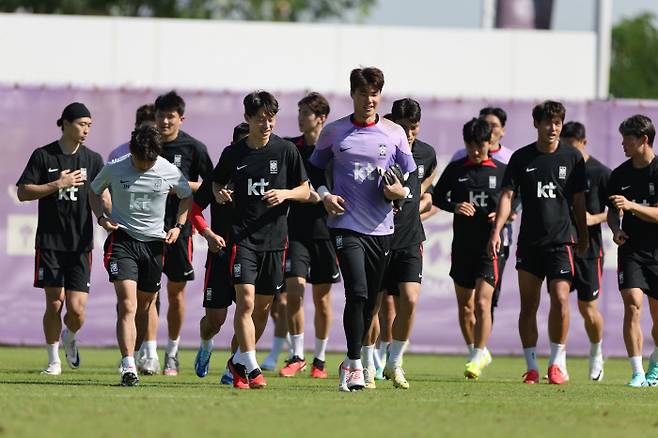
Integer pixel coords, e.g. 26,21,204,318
284,238,341,284
384,243,423,296
34,249,92,292
450,249,499,289
617,248,658,299
229,244,285,296
103,230,165,293
516,243,574,284
572,255,603,302
163,234,194,282
203,249,235,309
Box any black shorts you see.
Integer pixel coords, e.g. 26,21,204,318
573,255,603,302
34,249,92,292
450,250,499,290
331,228,391,301
285,239,341,284
516,244,574,284
203,249,235,309
384,243,423,296
618,249,658,299
163,234,194,282
229,244,285,296
103,230,164,293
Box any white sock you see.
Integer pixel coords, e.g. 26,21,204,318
200,338,214,352
373,347,383,369
233,347,243,364
471,348,485,363
523,347,538,371
590,341,602,359
291,333,304,359
285,333,293,355
650,347,658,363
630,356,644,374
166,337,180,356
314,338,328,361
468,343,475,356
145,340,157,359
377,341,390,365
361,344,375,369
269,336,286,359
387,340,408,368
122,356,136,368
549,342,565,368
61,328,76,344
243,350,259,373
47,342,60,364
349,358,363,370
137,342,146,358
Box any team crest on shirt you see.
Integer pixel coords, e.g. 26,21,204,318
270,160,278,174
379,144,387,157
418,165,425,179
174,154,182,167
558,166,567,179
80,168,87,181
154,179,162,191
650,183,655,195
233,263,242,278
205,288,213,301
489,176,497,189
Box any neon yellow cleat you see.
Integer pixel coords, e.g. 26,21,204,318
383,366,409,389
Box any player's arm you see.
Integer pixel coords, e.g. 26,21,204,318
419,192,433,214
17,170,84,201
210,148,234,204
421,166,438,195
88,167,120,232
487,189,513,258
572,191,590,255
586,211,607,226
385,128,417,201
610,197,658,223
165,174,193,244
187,142,215,193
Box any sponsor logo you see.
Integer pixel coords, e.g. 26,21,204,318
419,273,423,279
353,162,377,182
184,269,194,276
156,281,161,287
339,146,351,152
525,167,537,172
269,160,278,174
233,263,242,277
378,144,387,157
489,176,496,189
592,289,599,297
58,187,79,201
80,168,87,181
418,165,425,179
110,262,119,275
48,168,59,173
205,288,213,301
335,235,343,249
558,166,567,179
276,283,284,290
621,185,631,191
237,164,248,170
559,269,571,274
537,182,557,198
247,178,269,196
332,272,340,280
469,191,488,207
384,250,390,256
86,282,91,287
174,154,182,167
458,177,469,182
129,193,152,211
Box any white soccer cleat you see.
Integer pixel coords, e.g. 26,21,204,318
347,368,365,391
364,366,377,389
41,362,62,375
120,365,140,386
135,349,146,372
61,328,80,369
141,357,161,375
589,356,604,382
338,361,350,392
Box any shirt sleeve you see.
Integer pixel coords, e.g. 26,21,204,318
90,163,112,195
193,177,214,210
598,165,612,212
432,163,456,212
169,167,192,199
91,152,104,183
570,154,588,194
393,128,417,175
16,149,45,186
501,152,520,192
606,168,620,208
195,142,214,180
211,147,234,185
286,144,308,189
309,125,334,170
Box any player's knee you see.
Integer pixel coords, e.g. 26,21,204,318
206,310,227,329
625,303,642,320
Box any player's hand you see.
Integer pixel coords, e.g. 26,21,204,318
263,189,289,208
487,233,501,259
487,212,497,223
202,229,225,253
165,227,181,244
383,174,406,201
308,190,322,204
613,229,629,246
609,195,634,212
323,194,346,216
213,182,233,204
575,238,589,256
98,216,119,232
58,170,84,189
455,202,476,216
508,212,518,222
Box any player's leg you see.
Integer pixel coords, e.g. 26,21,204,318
62,290,87,369
454,284,475,355
136,299,159,374
375,293,395,379
574,255,604,381
622,288,646,386
362,291,384,389
280,276,307,376
517,269,542,383
262,292,288,371
164,280,185,376
42,287,65,375
465,278,495,380
310,283,332,378
115,279,140,386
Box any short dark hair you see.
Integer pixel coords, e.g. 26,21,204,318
561,121,586,141
154,90,185,116
298,92,330,117
244,91,279,118
350,67,385,94
232,122,250,144
135,104,155,127
479,107,507,127
383,113,394,121
391,98,421,123
130,125,162,161
463,117,493,145
532,100,566,124
619,114,656,146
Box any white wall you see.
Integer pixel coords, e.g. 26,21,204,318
0,13,597,99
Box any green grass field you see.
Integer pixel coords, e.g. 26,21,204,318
1,348,658,437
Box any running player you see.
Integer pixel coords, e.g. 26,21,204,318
213,91,309,389
488,101,588,385
155,91,213,376
560,121,609,381
108,104,155,162
435,117,505,380
89,125,192,386
17,102,104,375
607,115,658,387
279,92,341,379
309,67,416,391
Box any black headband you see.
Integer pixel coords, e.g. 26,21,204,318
57,102,91,127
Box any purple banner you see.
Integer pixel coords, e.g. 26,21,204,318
2,85,658,358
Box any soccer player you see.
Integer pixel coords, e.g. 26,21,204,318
278,92,341,379
212,91,309,389
435,117,505,380
488,101,588,385
607,115,658,387
89,125,192,386
17,102,104,375
108,104,155,162
154,91,213,376
560,121,609,381
309,67,416,391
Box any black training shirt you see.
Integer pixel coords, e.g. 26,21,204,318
579,156,611,259
194,174,233,240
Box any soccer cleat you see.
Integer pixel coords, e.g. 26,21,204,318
220,366,233,385
347,368,365,391
627,372,648,388
41,362,62,376
383,366,409,389
522,369,540,384
338,362,350,392
374,367,385,380
120,365,140,387
61,329,80,369
227,357,249,389
141,357,161,375
363,366,377,389
589,355,605,382
194,347,212,378
645,361,658,386
248,369,267,389
464,361,482,380
163,353,179,376
135,349,146,372
483,348,493,368
261,355,277,371
310,358,328,379
279,356,307,377
547,364,569,385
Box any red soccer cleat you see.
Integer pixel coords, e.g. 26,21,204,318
522,369,540,384
248,369,267,389
311,362,328,379
547,364,568,385
227,358,249,389
279,356,307,377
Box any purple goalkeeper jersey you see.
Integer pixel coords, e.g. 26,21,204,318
309,114,416,236
451,144,514,164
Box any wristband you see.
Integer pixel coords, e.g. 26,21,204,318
403,187,411,198
317,186,331,200
174,222,185,230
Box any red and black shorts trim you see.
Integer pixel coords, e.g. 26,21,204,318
572,251,603,302
617,248,658,299
449,249,499,290
163,234,194,282
34,248,92,292
203,249,235,309
515,243,574,285
103,230,164,293
284,238,341,284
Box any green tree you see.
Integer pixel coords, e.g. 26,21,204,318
0,0,376,21
610,12,658,99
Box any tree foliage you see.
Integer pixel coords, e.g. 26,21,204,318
610,12,658,99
